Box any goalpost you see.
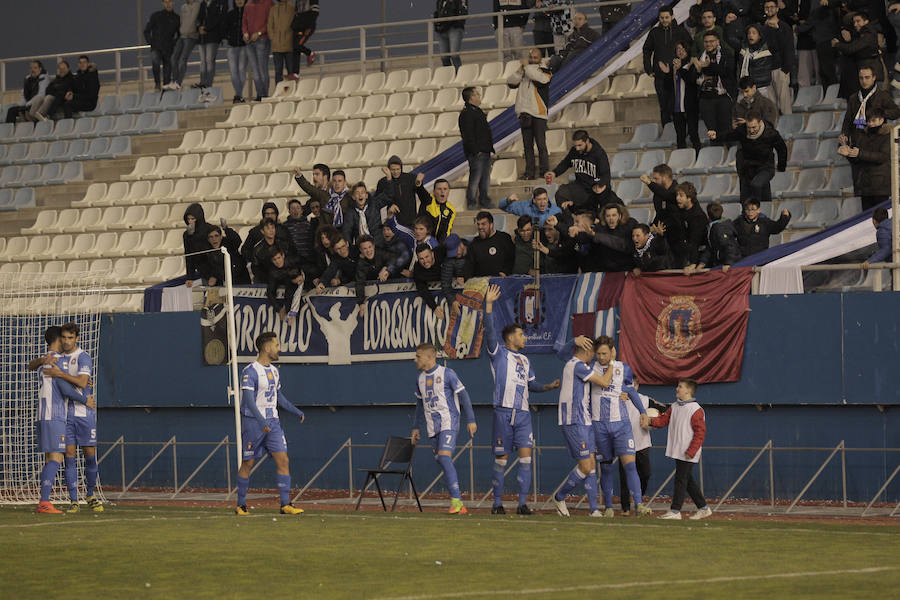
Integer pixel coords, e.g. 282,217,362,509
0,270,107,504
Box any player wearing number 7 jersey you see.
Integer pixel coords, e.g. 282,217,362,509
235,331,307,516
483,284,560,515
411,343,476,515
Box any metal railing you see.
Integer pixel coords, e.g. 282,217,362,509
95,435,900,515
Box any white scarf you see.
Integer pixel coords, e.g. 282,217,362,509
854,86,877,129
746,120,765,140
635,232,655,258
355,204,370,236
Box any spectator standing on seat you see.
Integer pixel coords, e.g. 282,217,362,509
434,0,468,72
738,25,774,101
693,31,736,144
291,0,319,68
841,67,900,146
145,0,181,92
243,0,274,100
547,11,599,72
798,0,840,88
833,11,886,99
200,224,252,285
183,202,214,285
533,0,573,55
375,156,430,228
508,48,552,181
251,218,291,284
863,207,893,268
493,0,534,63
710,109,787,202
631,223,672,274
733,198,791,257
28,61,75,121
511,215,538,275
241,202,292,265
63,56,100,118
268,0,295,85
294,163,331,218
589,203,637,273
545,129,611,214
225,0,248,102
266,247,304,320
838,106,892,210
316,237,356,291
459,87,495,210
284,199,318,276
466,211,515,276
670,182,708,268
685,202,742,274
5,61,49,123
499,187,560,226
671,41,701,151
733,76,778,129
643,6,691,131
197,0,228,90
418,179,457,241
762,0,795,115
168,0,201,90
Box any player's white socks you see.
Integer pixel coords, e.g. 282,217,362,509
491,458,507,506
517,457,532,505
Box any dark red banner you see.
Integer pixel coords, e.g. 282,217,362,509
618,269,754,384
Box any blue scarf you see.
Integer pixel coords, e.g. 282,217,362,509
326,188,345,227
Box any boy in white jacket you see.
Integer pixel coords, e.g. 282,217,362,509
644,378,712,520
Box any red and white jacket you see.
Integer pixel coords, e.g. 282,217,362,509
650,399,706,463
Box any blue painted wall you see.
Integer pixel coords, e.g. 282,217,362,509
92,293,900,502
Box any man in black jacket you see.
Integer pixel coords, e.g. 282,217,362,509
548,11,600,72
29,61,75,121
5,61,49,123
687,202,742,273
355,235,403,306
145,0,181,90
465,211,515,276
643,6,692,128
343,183,390,246
732,198,791,257
833,11,886,98
266,247,305,320
493,0,534,62
376,224,412,277
711,109,787,203
840,67,900,146
183,202,214,285
838,107,893,209
63,56,100,118
199,224,251,286
545,129,611,214
459,87,495,209
695,31,736,144
251,219,291,285
440,234,468,317
284,199,318,277
642,164,679,235
631,223,672,273
197,0,229,89
762,0,795,115
589,203,636,272
412,243,445,317
241,201,293,264
316,237,356,290
671,182,708,267
374,156,429,228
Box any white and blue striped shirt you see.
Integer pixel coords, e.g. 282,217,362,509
558,357,593,426
590,360,637,424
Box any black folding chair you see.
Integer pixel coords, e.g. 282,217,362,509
354,436,422,512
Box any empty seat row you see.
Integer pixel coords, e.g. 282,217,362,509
1,112,177,149
0,187,35,211
0,254,183,285
0,162,83,188
5,228,187,259
84,87,221,117
0,136,131,167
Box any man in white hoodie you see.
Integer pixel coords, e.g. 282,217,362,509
507,47,552,180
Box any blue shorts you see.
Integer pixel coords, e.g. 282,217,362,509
492,407,533,455
561,424,594,460
38,420,67,453
66,414,97,447
592,419,635,462
431,429,458,454
241,417,287,461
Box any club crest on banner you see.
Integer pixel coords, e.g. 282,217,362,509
516,287,546,328
656,295,702,358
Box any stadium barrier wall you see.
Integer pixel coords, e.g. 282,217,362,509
93,293,900,500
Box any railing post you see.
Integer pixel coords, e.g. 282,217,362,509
841,442,847,508
497,20,504,64
348,438,354,500
469,441,474,502
769,442,775,507
427,22,434,67
891,124,899,291
1,62,6,97
786,440,844,514
359,28,366,79
172,436,178,492
115,51,122,96
873,268,883,292
121,437,126,493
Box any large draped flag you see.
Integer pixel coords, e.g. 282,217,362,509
618,269,754,384
570,272,626,341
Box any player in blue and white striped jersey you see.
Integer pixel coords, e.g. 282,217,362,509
411,343,476,515
551,336,615,517
483,284,560,515
234,331,307,516
591,335,651,517
27,326,94,514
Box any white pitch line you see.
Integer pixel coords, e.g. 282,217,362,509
0,512,276,529
374,566,900,600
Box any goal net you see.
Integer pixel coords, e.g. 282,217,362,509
0,270,107,504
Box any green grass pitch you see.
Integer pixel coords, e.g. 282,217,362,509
2,505,899,599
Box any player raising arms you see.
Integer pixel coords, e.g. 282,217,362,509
551,336,615,517
411,342,477,515
591,336,651,517
235,332,307,516
27,326,95,514
483,284,560,515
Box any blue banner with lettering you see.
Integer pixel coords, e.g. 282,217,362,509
220,275,577,364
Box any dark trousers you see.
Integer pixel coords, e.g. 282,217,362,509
861,195,889,210
654,75,673,126
673,109,701,151
273,51,297,83
63,98,96,119
740,168,775,203
815,42,838,88
520,114,548,178
618,447,651,512
151,48,174,87
699,94,732,144
466,152,492,208
671,458,706,511
5,105,28,123
534,29,554,57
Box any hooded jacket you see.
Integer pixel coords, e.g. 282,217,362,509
374,157,431,228
240,201,293,263
552,137,611,193
183,203,214,279
507,62,551,120
698,218,742,267
199,226,251,284
632,233,672,272
868,218,893,264
21,71,49,107
198,0,229,44
145,8,181,53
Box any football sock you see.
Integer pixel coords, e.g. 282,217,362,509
236,476,249,506
64,457,78,501
555,466,585,501
585,470,599,512
276,474,291,506
84,454,98,497
492,458,507,506
437,454,460,500
40,460,61,503
517,457,532,505
599,463,614,509
623,461,643,509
